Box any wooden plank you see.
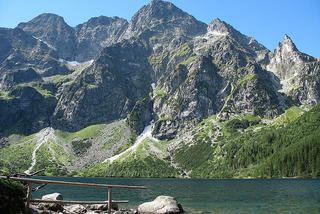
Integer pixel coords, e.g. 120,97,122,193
0,176,147,189
30,199,129,204
108,188,112,214
25,182,32,209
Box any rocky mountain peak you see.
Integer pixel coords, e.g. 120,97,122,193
83,16,127,27
207,18,232,35
17,13,76,60
122,0,206,39
278,34,298,53
18,13,68,30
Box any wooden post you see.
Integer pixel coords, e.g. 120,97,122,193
25,182,32,210
108,187,112,214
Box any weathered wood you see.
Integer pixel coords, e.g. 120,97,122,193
30,199,129,204
0,176,147,189
108,187,112,214
25,182,32,209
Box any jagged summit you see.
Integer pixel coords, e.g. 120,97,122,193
207,18,234,35
81,15,127,26
122,0,206,39
277,34,299,53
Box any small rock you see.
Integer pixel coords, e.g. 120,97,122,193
138,195,183,214
64,204,87,213
37,202,63,212
86,203,118,211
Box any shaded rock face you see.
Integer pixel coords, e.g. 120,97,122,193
127,96,153,134
75,16,128,61
52,40,153,131
138,195,183,214
0,68,41,90
0,86,56,135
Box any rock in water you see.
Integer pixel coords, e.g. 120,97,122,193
138,195,183,214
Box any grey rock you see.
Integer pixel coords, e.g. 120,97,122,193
138,195,183,214
17,13,76,60
75,16,128,61
41,193,63,201
64,204,87,213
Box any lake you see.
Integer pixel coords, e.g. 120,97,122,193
33,177,320,213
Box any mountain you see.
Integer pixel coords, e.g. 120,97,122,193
17,13,76,60
75,16,128,61
268,34,320,105
0,0,319,178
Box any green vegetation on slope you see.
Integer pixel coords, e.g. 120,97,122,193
81,138,178,178
174,105,320,178
0,135,36,173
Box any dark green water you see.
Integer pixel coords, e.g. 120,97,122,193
33,177,320,213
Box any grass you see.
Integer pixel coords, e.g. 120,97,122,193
154,87,167,98
0,138,35,173
172,43,192,57
180,55,197,66
32,85,53,97
0,91,14,100
237,73,257,87
272,106,305,126
57,124,105,140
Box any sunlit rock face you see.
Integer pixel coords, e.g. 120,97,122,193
268,35,320,105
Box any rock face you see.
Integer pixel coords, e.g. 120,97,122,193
268,34,320,105
17,13,76,60
0,86,56,135
75,16,128,61
138,195,183,214
52,39,153,131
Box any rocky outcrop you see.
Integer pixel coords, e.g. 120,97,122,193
75,16,128,61
17,13,76,60
52,39,153,131
268,34,320,104
138,195,183,214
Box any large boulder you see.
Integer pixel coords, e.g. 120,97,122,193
138,196,183,214
41,193,63,201
38,193,63,212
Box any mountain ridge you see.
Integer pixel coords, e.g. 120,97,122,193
0,0,319,178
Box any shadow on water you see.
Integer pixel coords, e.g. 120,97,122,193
32,177,320,213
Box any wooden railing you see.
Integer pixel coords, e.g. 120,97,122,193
0,176,147,214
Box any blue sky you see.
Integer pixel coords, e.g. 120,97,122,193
0,0,319,57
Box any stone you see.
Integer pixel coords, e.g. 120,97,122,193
38,192,64,212
64,204,87,213
41,193,63,201
138,195,183,214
